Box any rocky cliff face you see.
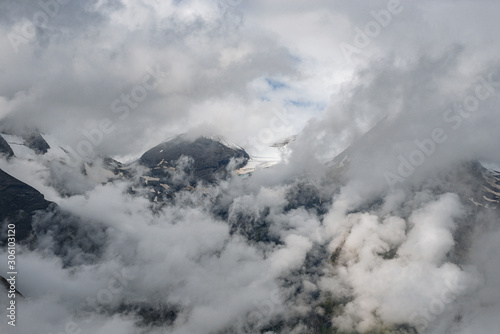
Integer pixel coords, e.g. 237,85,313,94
139,135,250,183
0,168,52,243
0,135,14,158
22,131,50,155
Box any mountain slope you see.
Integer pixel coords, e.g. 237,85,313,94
139,134,250,183
0,135,14,158
0,168,52,242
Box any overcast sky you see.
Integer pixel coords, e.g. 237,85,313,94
1,0,499,163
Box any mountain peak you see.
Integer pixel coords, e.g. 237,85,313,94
139,134,250,183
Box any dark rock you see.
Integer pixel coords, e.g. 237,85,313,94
0,168,52,243
0,134,14,158
139,135,250,183
22,131,50,154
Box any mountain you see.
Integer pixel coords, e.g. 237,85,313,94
139,134,250,183
22,131,50,154
0,168,52,243
0,128,50,157
0,134,14,158
1,128,499,334
139,135,250,186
